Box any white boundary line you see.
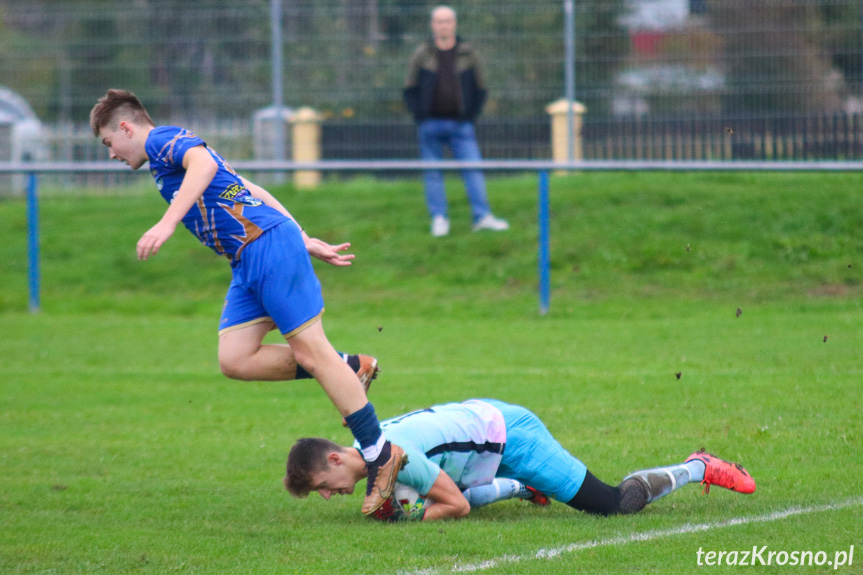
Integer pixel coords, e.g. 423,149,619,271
394,496,863,575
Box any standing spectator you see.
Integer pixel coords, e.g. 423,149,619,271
404,5,509,237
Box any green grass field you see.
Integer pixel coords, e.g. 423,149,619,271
1,172,862,574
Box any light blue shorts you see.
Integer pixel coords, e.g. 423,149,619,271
484,400,587,503
219,221,325,337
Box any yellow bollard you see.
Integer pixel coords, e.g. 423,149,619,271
290,106,322,189
545,98,586,174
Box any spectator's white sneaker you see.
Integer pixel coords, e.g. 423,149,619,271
472,214,510,232
431,215,450,237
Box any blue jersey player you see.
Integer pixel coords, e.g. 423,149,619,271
285,399,756,521
90,89,405,516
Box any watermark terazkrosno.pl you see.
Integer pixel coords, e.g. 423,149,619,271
696,546,854,569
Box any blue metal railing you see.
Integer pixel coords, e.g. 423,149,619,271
4,159,862,316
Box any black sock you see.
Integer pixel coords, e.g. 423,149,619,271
371,440,391,467
345,354,361,373
566,470,622,516
295,364,312,379
365,441,392,496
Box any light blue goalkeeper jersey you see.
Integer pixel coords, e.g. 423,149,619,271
355,400,507,496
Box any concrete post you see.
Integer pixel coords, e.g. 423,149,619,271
545,98,586,168
290,106,322,189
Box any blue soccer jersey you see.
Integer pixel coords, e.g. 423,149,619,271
146,126,286,263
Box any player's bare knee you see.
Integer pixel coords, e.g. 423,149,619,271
217,342,241,379
218,354,252,380
288,348,318,378
219,360,244,380
455,500,471,518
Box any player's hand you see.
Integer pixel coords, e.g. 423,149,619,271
137,220,177,260
304,238,355,267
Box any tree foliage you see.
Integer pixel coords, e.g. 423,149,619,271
707,0,850,115
0,0,859,122
1,0,629,121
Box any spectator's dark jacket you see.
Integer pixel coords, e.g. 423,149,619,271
403,37,487,123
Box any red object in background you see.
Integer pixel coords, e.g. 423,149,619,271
631,31,665,57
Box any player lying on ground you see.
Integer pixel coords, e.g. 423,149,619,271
89,89,405,516
285,399,756,521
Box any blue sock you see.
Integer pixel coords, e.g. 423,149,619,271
343,402,383,454
685,459,706,483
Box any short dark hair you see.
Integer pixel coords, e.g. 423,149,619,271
89,89,155,136
284,437,344,498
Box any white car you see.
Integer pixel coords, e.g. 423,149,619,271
0,85,48,164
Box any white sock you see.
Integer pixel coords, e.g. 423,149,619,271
360,434,386,463
463,478,525,508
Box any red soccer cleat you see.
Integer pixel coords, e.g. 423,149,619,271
522,486,551,507
686,449,756,495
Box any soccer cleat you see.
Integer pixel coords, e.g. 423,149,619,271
471,213,509,232
431,215,450,237
357,355,380,394
522,486,551,507
686,449,756,495
362,443,408,516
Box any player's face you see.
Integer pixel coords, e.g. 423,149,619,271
309,466,357,500
100,123,147,170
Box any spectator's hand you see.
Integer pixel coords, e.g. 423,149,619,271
305,238,354,267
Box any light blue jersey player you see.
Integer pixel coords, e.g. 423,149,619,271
91,89,407,517
372,400,509,496
360,399,586,511
286,399,757,522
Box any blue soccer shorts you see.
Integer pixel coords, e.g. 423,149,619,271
219,220,324,338
484,400,588,503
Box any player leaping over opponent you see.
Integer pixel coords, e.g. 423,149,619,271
285,399,756,521
90,89,405,516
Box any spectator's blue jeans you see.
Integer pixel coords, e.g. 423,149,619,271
418,119,491,222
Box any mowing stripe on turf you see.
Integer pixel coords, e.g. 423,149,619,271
394,496,863,575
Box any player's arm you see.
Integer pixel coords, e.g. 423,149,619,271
421,471,470,521
241,176,294,219
241,176,355,267
137,145,217,260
